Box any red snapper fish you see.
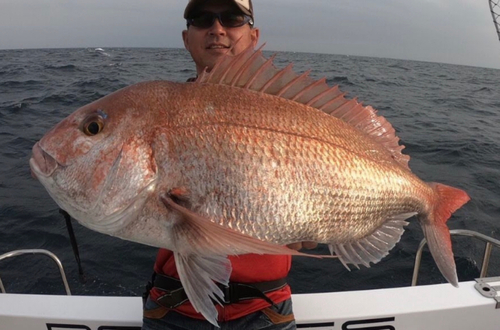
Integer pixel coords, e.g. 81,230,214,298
30,45,470,325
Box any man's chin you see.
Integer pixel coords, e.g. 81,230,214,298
205,47,231,56
197,50,232,72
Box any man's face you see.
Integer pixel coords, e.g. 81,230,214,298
182,2,260,75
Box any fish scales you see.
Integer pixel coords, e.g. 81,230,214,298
133,83,425,244
30,46,470,326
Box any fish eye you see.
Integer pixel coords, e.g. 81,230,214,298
82,115,105,136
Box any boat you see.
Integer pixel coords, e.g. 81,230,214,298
1,230,500,330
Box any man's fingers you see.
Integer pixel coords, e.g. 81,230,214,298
302,241,318,249
286,241,318,250
287,242,303,250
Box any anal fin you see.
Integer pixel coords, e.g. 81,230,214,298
329,213,416,270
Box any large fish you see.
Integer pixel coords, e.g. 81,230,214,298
30,45,469,325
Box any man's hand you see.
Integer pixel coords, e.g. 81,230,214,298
287,241,318,250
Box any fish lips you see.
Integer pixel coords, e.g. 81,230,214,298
30,142,59,178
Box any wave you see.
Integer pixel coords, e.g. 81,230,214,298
0,79,43,88
44,64,79,71
388,64,410,71
326,76,353,86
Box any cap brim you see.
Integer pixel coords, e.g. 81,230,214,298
184,0,252,19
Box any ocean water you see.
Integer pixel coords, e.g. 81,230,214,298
0,48,499,297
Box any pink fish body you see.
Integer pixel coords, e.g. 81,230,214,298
30,46,469,325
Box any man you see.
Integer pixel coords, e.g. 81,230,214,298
142,1,315,329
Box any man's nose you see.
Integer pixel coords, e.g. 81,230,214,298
208,19,226,35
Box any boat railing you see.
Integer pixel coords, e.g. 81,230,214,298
2,230,499,294
0,249,71,295
412,229,500,286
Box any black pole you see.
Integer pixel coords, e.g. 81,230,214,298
59,209,85,283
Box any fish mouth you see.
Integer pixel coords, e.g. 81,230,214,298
30,142,59,178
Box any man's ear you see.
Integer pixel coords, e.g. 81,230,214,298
182,29,190,51
251,28,260,48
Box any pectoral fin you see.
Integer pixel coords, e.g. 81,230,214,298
161,193,317,326
161,193,311,257
174,252,230,326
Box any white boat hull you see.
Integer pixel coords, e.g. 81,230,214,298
1,280,499,329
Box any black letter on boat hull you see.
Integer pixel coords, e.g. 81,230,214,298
342,317,395,330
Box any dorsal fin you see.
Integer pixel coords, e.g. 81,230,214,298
196,44,410,170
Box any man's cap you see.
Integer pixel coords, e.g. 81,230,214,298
184,0,253,19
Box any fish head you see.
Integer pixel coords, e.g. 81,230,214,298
30,87,159,235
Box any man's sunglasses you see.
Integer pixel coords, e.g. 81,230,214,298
187,11,254,29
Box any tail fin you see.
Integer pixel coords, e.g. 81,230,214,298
419,183,470,287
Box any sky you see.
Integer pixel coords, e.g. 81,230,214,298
1,0,500,69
